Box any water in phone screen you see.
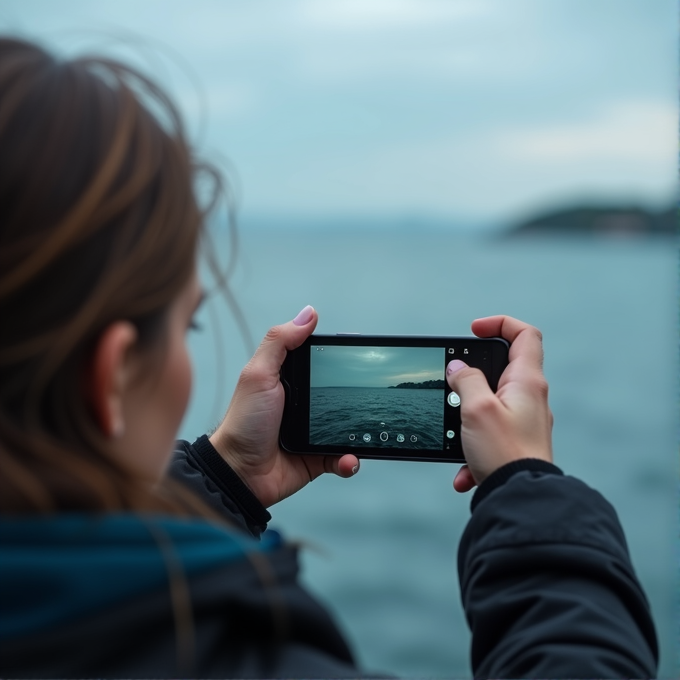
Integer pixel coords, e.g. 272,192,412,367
309,345,445,449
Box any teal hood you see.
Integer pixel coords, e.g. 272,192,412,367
0,514,281,640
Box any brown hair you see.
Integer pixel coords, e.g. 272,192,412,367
0,37,222,514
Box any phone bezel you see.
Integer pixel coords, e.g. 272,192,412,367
279,335,509,463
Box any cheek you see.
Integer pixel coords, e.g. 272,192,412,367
158,338,193,441
173,345,192,425
152,346,192,479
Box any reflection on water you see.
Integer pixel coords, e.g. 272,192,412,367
182,229,678,678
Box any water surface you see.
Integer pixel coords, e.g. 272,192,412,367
182,228,678,678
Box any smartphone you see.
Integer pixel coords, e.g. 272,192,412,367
279,334,509,463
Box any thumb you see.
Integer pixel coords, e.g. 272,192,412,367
446,359,494,409
453,464,477,493
247,305,318,385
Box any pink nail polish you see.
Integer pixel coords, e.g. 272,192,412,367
447,359,467,375
293,305,314,326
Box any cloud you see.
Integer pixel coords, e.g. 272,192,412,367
288,0,542,84
496,100,677,165
3,0,674,221
236,97,676,221
298,0,487,31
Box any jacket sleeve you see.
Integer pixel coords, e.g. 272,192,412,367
458,461,659,679
168,435,272,538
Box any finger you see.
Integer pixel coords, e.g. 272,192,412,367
333,454,360,478
446,359,493,407
248,305,319,377
471,315,544,371
453,465,477,493
302,454,359,481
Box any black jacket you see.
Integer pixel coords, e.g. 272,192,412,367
0,436,658,678
459,460,658,678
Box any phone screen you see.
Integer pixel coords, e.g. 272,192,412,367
280,335,508,463
310,344,448,449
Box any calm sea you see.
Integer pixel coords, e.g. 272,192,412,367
181,227,678,678
310,387,443,448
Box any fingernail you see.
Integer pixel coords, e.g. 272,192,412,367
447,359,467,376
352,463,359,475
293,305,314,326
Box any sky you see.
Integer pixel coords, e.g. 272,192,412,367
311,345,443,388
1,0,676,227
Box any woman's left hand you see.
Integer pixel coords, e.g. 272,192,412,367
209,305,359,508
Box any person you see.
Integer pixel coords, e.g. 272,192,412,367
0,36,658,679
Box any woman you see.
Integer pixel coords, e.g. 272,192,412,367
0,37,658,678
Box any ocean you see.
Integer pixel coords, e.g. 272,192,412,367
310,387,444,449
181,226,678,678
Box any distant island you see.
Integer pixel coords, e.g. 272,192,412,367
506,203,675,237
388,379,445,389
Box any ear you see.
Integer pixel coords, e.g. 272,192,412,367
86,322,138,438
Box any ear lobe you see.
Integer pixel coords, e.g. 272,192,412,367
85,322,138,439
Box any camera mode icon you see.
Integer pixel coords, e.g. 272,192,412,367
396,434,405,443
362,433,371,443
447,391,461,407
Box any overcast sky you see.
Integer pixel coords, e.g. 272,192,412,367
1,0,676,226
311,345,443,387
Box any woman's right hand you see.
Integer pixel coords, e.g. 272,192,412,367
446,315,554,493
